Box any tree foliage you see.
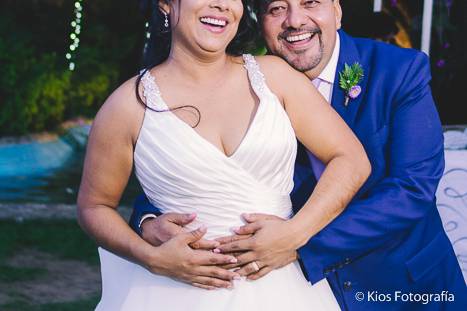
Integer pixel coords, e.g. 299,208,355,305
0,0,144,135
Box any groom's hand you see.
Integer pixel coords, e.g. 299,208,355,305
215,213,298,280
149,226,241,290
141,212,221,250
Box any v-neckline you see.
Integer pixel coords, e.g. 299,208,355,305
145,58,263,159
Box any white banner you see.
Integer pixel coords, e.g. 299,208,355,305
373,0,382,12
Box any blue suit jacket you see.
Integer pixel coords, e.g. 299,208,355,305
291,31,466,310
131,31,467,310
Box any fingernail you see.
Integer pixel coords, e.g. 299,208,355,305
198,225,207,231
189,213,197,218
232,227,240,233
230,257,238,263
233,275,241,280
213,248,221,253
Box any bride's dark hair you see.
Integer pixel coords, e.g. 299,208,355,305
135,0,260,127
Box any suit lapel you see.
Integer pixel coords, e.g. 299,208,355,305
331,31,368,129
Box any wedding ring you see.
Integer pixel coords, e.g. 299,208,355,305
251,261,260,272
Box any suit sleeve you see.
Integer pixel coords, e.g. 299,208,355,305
298,53,445,283
129,194,163,235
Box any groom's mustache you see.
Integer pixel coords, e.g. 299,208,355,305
279,27,322,40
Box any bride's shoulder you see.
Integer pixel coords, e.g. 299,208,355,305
105,75,142,111
254,54,288,66
256,55,304,81
92,75,145,144
252,55,303,100
254,55,296,76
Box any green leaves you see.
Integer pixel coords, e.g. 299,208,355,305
339,63,364,92
0,1,133,135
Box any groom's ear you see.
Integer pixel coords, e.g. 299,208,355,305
333,0,343,30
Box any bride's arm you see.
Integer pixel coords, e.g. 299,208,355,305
77,78,146,263
215,56,370,271
77,77,238,289
254,55,370,248
273,56,371,247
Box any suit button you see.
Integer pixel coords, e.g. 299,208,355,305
344,258,351,265
343,281,352,291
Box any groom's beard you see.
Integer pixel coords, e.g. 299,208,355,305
277,27,324,73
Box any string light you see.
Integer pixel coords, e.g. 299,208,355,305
66,0,84,71
143,21,150,55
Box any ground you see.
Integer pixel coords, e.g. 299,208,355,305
0,204,131,311
0,250,100,307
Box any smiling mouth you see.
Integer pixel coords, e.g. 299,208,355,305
284,31,319,44
200,17,228,28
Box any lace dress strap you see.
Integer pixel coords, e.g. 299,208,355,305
242,54,269,99
140,70,168,111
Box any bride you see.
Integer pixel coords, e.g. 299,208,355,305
77,0,370,310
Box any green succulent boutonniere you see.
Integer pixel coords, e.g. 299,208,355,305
339,63,364,106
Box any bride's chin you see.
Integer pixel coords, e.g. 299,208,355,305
196,45,229,56
195,39,233,54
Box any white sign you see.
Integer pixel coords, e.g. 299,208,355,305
422,0,434,55
374,0,382,12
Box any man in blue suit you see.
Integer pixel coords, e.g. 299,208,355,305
130,0,467,309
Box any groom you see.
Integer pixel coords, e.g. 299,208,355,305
131,0,467,309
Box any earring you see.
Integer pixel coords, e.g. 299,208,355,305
164,12,169,28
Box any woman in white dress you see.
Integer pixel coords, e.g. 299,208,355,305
77,0,370,310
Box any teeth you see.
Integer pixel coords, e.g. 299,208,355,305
200,17,227,27
286,32,313,43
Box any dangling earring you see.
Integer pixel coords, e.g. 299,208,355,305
164,12,169,28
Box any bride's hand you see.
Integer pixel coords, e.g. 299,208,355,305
215,214,302,280
146,226,241,290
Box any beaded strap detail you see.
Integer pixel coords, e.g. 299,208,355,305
140,70,167,110
242,54,267,98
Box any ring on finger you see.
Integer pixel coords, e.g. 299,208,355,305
251,261,260,272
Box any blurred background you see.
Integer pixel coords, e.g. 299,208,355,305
0,0,466,310
1,0,466,203
1,0,466,137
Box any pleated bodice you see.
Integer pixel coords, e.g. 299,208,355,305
134,54,297,239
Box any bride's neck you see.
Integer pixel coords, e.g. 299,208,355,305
162,44,232,84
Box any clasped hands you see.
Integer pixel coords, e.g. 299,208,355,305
141,212,302,290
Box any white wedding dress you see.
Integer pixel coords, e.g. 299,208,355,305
96,55,340,311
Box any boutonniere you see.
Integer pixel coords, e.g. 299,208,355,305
339,63,364,106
